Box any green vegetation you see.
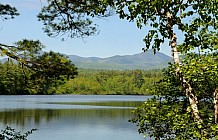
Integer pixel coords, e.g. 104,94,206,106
56,69,162,95
0,2,161,96
130,52,218,139
0,126,36,140
0,62,162,95
111,0,218,139
67,51,172,70
1,1,218,140
0,40,78,95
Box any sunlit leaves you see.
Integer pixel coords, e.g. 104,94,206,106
130,58,218,139
115,0,218,53
180,52,218,98
122,2,218,137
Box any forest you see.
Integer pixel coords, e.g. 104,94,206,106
0,57,162,95
56,68,162,95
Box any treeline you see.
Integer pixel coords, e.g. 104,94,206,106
0,41,163,96
56,69,163,95
0,59,162,95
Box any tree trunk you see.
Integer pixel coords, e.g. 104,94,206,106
183,78,203,124
166,11,203,124
214,88,218,123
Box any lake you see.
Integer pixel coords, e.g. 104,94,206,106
0,95,149,140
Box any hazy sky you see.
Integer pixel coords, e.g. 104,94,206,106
1,0,172,58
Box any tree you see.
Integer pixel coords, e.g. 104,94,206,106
130,52,218,139
133,70,145,88
115,0,217,115
0,126,36,140
0,4,45,69
0,60,30,95
13,40,78,94
111,0,218,139
29,51,78,94
0,3,19,20
0,3,20,58
0,1,79,95
38,0,114,39
13,39,45,60
0,39,78,95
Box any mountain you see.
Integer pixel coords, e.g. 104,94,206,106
68,50,172,70
0,50,172,70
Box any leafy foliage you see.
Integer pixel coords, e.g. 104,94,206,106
0,60,29,94
114,0,218,53
130,55,218,139
112,0,218,139
29,51,78,94
13,39,45,60
180,52,218,99
38,0,114,39
0,3,19,20
0,2,20,61
0,40,78,95
0,126,36,140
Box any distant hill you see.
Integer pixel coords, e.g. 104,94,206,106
0,50,172,70
68,50,172,70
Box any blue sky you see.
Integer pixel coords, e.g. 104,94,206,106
1,0,172,58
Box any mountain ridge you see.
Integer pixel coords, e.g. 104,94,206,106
67,50,172,70
0,50,172,70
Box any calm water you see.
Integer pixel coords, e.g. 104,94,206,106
0,95,149,140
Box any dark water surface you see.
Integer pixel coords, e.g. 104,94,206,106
0,95,149,140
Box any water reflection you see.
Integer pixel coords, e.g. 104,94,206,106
47,101,143,108
0,95,147,140
0,108,135,128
